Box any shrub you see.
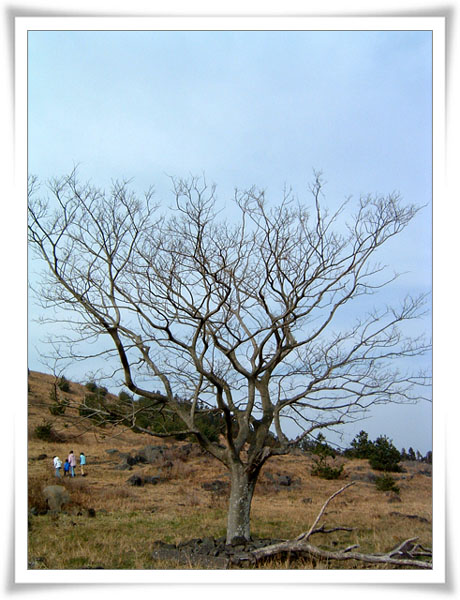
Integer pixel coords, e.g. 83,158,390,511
85,381,99,393
48,387,69,415
311,462,344,480
375,473,400,494
368,435,402,472
79,393,108,425
310,433,345,480
49,403,66,416
79,383,117,425
57,376,71,392
28,476,50,512
118,390,133,403
34,421,56,441
346,430,373,459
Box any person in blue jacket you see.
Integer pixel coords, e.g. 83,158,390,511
79,452,87,476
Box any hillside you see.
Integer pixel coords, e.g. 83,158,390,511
27,370,432,570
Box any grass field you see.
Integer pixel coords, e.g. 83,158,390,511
27,371,432,570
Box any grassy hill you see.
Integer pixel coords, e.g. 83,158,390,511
27,370,432,570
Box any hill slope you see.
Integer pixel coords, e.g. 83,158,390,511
27,370,432,570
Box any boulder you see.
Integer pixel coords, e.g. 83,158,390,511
143,476,160,485
114,463,132,471
126,475,143,486
42,485,70,512
278,475,292,487
126,474,161,486
264,471,299,489
137,445,166,463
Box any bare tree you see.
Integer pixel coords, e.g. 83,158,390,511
28,171,430,543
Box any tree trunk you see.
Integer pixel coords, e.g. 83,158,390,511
226,463,256,544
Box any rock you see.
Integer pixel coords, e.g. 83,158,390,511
389,512,430,523
105,449,120,455
114,463,132,471
418,469,432,477
132,454,148,464
36,454,47,460
351,471,377,483
126,475,144,486
264,471,299,489
137,445,166,463
28,556,47,569
42,485,70,512
278,475,292,487
230,536,248,546
142,476,160,485
386,492,402,503
151,537,287,569
201,480,229,494
126,474,162,486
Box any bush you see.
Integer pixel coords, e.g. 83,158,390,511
310,433,345,480
311,462,344,480
35,421,56,441
346,430,373,459
85,381,99,393
118,390,133,403
368,435,402,472
28,476,50,513
48,386,69,415
375,473,400,494
79,383,116,425
79,393,109,425
49,403,66,416
57,376,71,392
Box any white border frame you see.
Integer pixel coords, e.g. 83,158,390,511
16,15,445,585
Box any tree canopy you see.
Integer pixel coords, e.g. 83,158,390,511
28,171,431,542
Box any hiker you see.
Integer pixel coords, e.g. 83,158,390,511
63,458,70,477
68,450,77,477
53,456,62,478
79,452,86,476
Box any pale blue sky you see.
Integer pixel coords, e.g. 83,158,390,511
27,29,432,453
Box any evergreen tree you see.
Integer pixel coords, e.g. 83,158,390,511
368,435,402,472
348,430,373,458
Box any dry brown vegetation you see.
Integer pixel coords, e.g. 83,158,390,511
27,370,432,570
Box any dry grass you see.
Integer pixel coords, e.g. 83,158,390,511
27,371,432,570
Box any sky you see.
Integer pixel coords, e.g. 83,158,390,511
27,28,433,454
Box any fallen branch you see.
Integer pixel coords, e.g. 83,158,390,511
231,482,432,569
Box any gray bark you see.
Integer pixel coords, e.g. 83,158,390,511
226,463,256,544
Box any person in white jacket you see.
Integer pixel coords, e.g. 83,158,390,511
53,456,62,478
